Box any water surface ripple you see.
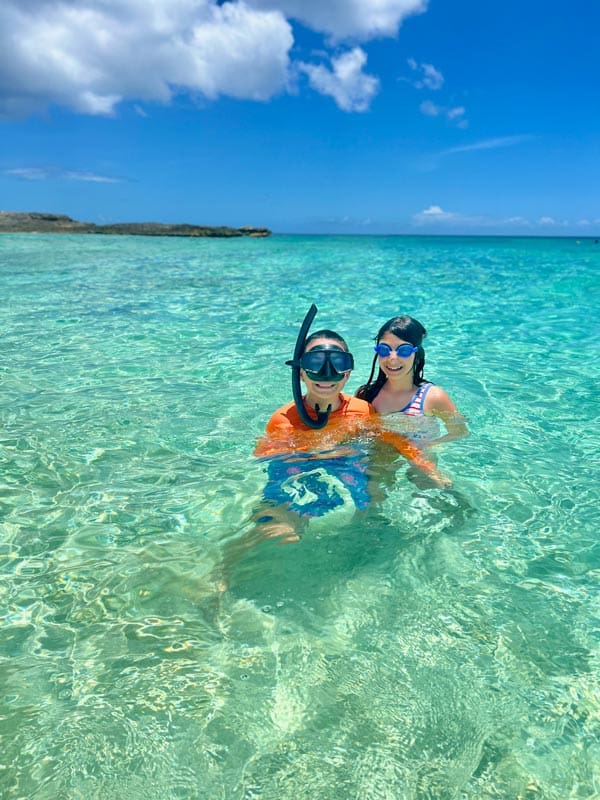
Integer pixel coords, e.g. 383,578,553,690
1,233,599,799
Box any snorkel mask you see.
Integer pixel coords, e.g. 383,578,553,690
299,346,354,382
285,305,353,429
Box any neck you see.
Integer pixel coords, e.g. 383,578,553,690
385,373,415,392
305,392,343,412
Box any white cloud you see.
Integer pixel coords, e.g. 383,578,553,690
447,106,465,120
299,48,379,112
0,0,294,117
0,0,432,117
63,170,123,183
504,216,532,227
575,219,593,227
419,100,442,116
413,205,458,223
419,100,466,126
6,166,123,183
407,58,443,90
6,167,50,180
412,208,590,233
442,135,533,156
247,0,428,40
407,59,467,125
413,205,513,228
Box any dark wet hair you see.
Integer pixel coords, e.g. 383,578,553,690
356,316,427,403
303,329,349,353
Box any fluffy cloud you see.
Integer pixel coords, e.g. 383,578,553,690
419,100,467,127
0,0,428,117
407,58,443,90
419,100,441,116
413,205,459,224
0,0,293,116
247,0,428,40
299,48,379,112
405,58,467,127
412,207,585,232
447,106,466,121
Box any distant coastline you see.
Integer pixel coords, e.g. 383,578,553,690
0,211,271,238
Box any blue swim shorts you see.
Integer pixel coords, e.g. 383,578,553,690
262,452,370,518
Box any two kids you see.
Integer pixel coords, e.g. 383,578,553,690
252,308,463,542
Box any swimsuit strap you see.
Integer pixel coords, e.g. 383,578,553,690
400,382,433,415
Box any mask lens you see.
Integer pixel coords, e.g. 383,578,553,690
300,351,327,372
329,351,353,372
300,347,354,379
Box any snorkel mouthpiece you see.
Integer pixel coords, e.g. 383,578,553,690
285,304,332,429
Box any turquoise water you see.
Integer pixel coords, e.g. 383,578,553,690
1,233,599,799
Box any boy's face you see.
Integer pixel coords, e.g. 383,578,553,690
300,337,351,403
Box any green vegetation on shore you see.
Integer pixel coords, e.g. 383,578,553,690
0,211,271,238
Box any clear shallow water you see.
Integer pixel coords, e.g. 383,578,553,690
1,233,599,799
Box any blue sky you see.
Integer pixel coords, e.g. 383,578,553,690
1,0,598,234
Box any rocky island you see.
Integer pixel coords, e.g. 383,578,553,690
0,211,271,238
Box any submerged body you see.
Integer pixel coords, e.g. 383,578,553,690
357,318,469,447
256,394,373,519
253,326,449,543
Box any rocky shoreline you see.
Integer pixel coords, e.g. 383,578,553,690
0,211,271,238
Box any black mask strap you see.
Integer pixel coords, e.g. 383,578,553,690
285,304,331,429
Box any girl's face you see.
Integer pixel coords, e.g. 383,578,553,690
300,337,350,404
377,332,417,381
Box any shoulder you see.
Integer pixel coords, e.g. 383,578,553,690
265,401,301,433
422,384,458,414
255,402,302,457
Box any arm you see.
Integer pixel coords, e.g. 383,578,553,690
423,386,470,446
375,424,451,488
254,408,297,458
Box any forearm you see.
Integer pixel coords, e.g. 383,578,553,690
378,429,450,487
425,421,470,448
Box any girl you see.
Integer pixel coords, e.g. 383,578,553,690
356,316,469,446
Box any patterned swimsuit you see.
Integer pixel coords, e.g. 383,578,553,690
385,382,441,443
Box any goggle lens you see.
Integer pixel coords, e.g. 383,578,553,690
374,343,418,358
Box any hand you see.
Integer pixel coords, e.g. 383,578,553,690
258,521,301,544
243,518,301,546
430,469,453,490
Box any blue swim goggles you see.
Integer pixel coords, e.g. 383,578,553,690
374,343,418,358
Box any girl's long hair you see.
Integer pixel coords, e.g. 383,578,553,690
356,316,427,403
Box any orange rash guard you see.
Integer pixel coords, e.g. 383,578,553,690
254,393,442,480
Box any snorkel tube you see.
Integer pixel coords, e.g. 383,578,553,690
285,304,332,429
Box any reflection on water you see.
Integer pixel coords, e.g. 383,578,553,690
1,234,599,799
